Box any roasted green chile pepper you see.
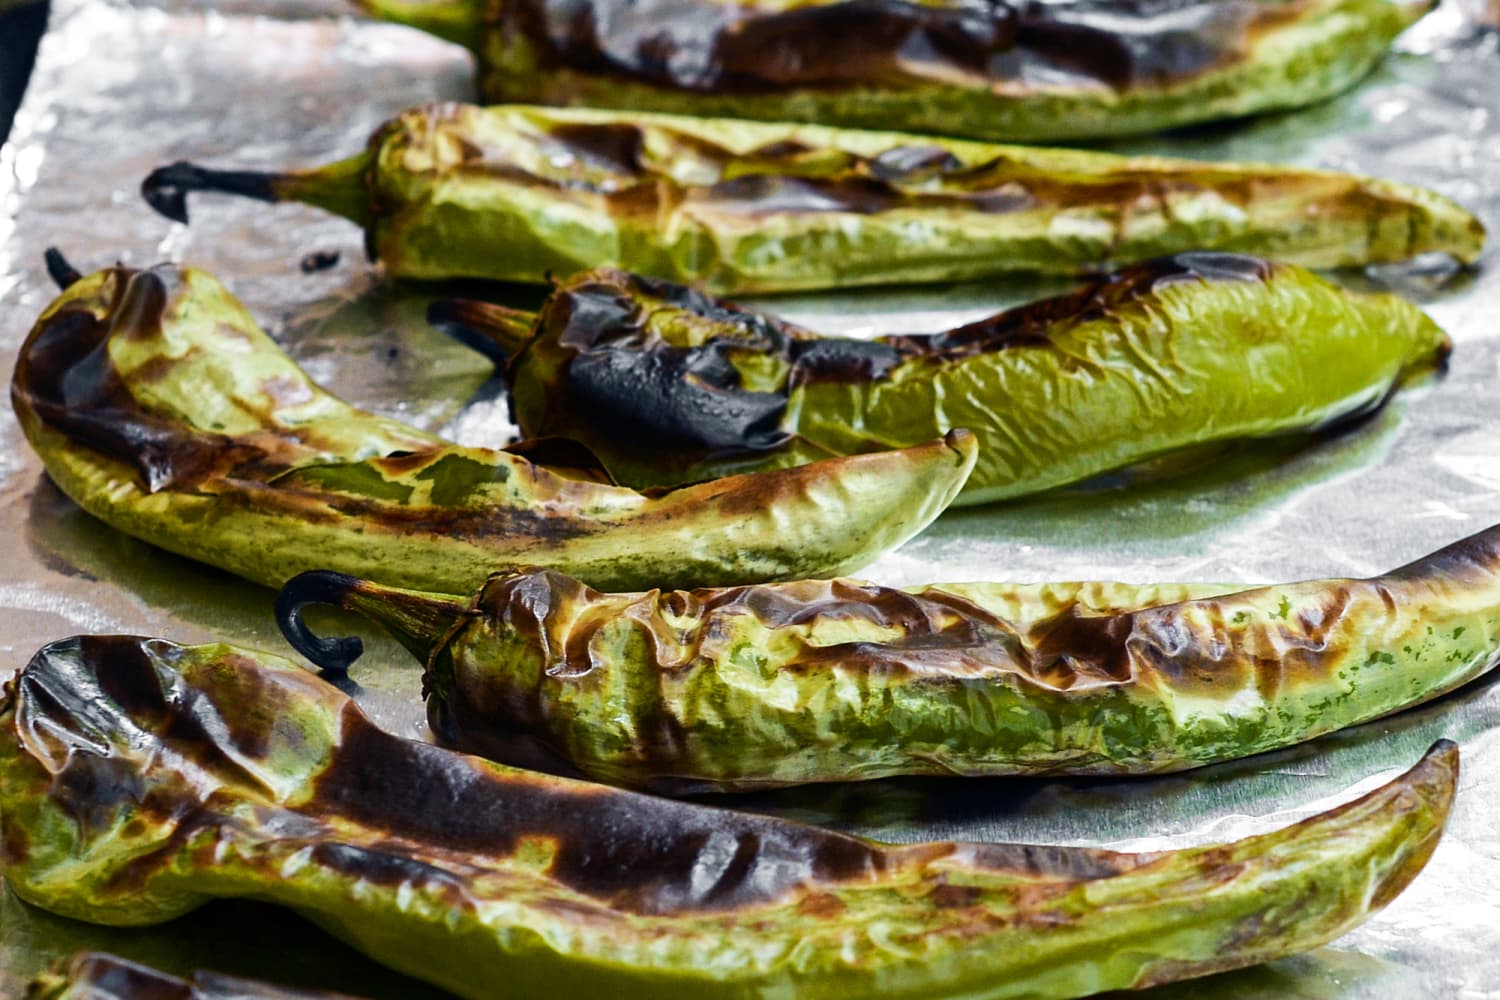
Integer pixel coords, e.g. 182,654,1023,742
9,253,974,593
139,104,1484,294
278,522,1500,792
28,954,360,1000
0,634,1460,998
438,252,1449,505
348,0,1435,143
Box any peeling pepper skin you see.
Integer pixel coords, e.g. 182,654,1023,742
28,953,360,1000
0,635,1460,999
350,0,1434,144
279,523,1500,793
8,258,975,593
139,103,1485,294
448,252,1450,506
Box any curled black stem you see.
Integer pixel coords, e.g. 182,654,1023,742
43,247,82,290
275,570,366,674
141,161,281,224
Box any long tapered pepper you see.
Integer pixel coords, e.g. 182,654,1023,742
436,252,1449,505
28,954,360,1000
349,0,1435,143
139,104,1484,294
0,634,1460,999
276,523,1500,793
8,254,974,593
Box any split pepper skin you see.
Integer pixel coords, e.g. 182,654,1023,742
347,0,1435,144
278,523,1500,794
140,103,1484,294
8,254,975,593
28,953,359,1000
436,252,1450,506
0,634,1460,999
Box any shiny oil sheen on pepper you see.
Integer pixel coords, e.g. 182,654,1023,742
438,252,1450,505
140,104,1484,294
277,523,1500,792
8,255,974,593
346,0,1436,143
0,634,1460,999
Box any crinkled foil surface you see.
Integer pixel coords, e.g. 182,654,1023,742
2,1,1499,995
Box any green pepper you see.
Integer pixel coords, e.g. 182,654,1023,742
8,253,974,593
347,0,1436,143
436,252,1449,505
277,522,1500,792
28,953,358,1000
0,633,1460,999
139,104,1484,294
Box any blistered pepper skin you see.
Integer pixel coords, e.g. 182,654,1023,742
353,0,1433,144
140,104,1485,294
279,524,1500,792
458,253,1451,505
8,260,975,593
27,953,358,1000
0,635,1459,999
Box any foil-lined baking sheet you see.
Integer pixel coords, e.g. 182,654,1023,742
1,1,1498,994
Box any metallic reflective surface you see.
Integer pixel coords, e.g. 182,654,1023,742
0,0,1497,995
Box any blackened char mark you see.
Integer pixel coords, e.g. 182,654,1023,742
549,273,801,453
548,122,647,173
510,0,1274,93
11,267,265,492
881,251,1275,361
311,712,887,915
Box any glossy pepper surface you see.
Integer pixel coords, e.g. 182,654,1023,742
8,255,974,593
28,953,361,1000
279,523,1500,792
0,634,1460,999
348,0,1434,143
441,252,1449,505
140,103,1484,294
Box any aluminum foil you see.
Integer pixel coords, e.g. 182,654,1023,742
1,1,1498,994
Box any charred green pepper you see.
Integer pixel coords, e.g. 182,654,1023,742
28,954,359,1000
140,104,1484,294
8,253,974,593
349,0,1436,143
0,634,1460,999
278,522,1500,792
437,252,1449,505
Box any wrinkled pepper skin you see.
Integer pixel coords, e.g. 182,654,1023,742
351,0,1434,144
8,259,975,593
279,523,1500,792
452,252,1450,505
28,953,360,1000
139,103,1485,294
0,635,1460,999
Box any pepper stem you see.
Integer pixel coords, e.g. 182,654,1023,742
275,570,469,674
43,248,82,290
428,299,539,367
141,152,373,227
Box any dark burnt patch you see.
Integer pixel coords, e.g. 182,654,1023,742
547,122,647,173
1387,522,1500,583
501,0,1285,94
311,708,889,915
11,269,270,492
881,251,1274,362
